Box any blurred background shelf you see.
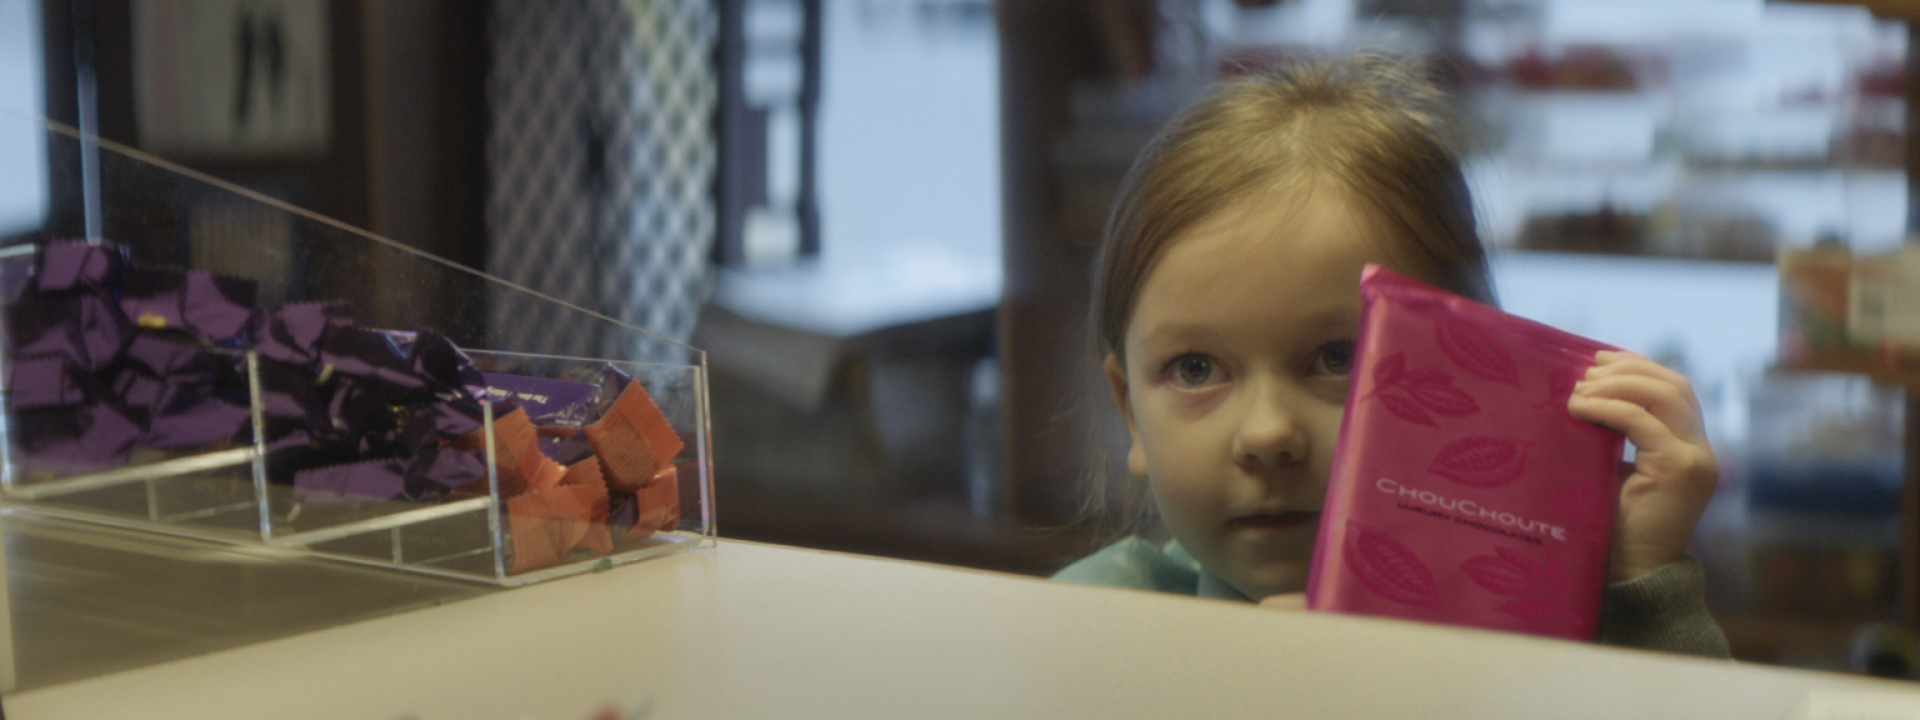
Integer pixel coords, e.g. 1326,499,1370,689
1783,358,1920,389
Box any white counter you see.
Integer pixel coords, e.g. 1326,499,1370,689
7,537,1920,719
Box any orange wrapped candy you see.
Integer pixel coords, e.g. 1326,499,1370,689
584,381,684,494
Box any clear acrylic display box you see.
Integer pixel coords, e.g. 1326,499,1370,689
0,112,714,586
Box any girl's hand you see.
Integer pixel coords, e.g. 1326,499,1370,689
1258,593,1307,611
1567,351,1719,583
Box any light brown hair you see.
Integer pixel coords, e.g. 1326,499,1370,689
1083,54,1496,538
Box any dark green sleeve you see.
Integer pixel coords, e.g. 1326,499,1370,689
1597,555,1732,659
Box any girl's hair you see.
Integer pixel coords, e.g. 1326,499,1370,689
1081,54,1496,539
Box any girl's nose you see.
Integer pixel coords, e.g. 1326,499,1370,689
1232,380,1309,468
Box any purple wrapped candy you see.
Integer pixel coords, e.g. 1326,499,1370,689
77,293,134,372
320,327,424,390
292,458,408,505
112,367,167,416
34,242,122,293
590,364,633,422
9,297,82,364
2,253,35,301
397,400,484,452
4,239,515,498
144,395,251,449
321,378,369,439
255,361,324,426
122,334,210,378
12,294,132,372
118,267,187,332
18,404,141,474
403,445,486,499
181,271,257,344
551,431,595,466
7,355,87,409
13,407,85,451
479,372,597,429
250,303,347,367
151,378,213,419
409,332,486,397
381,330,418,357
267,429,313,454
321,377,419,447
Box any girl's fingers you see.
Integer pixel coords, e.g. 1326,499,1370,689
1572,373,1707,446
1567,394,1716,489
1566,393,1685,456
1588,350,1691,391
1577,353,1720,584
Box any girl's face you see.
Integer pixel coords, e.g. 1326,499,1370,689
1106,185,1398,601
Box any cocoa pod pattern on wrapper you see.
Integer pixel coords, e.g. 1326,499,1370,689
1462,546,1581,626
1368,352,1479,427
1429,436,1530,488
1374,352,1405,387
1462,553,1532,596
1533,366,1583,417
1343,521,1442,608
1406,381,1479,416
1378,393,1437,427
1436,316,1520,386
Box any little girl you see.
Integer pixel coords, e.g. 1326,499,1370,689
1052,56,1729,658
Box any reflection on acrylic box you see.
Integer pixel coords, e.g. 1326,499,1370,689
1308,266,1624,641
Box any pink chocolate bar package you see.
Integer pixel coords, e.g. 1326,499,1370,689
1305,265,1626,641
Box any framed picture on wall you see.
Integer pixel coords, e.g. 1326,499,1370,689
132,0,330,160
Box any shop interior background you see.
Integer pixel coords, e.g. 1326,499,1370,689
0,0,1913,678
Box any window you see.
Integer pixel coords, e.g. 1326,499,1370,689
0,0,46,236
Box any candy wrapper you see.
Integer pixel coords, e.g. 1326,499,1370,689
4,241,693,576
5,242,257,475
469,370,687,572
1306,266,1624,641
479,372,599,428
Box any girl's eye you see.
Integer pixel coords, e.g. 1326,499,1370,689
1312,341,1356,376
1168,354,1220,388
